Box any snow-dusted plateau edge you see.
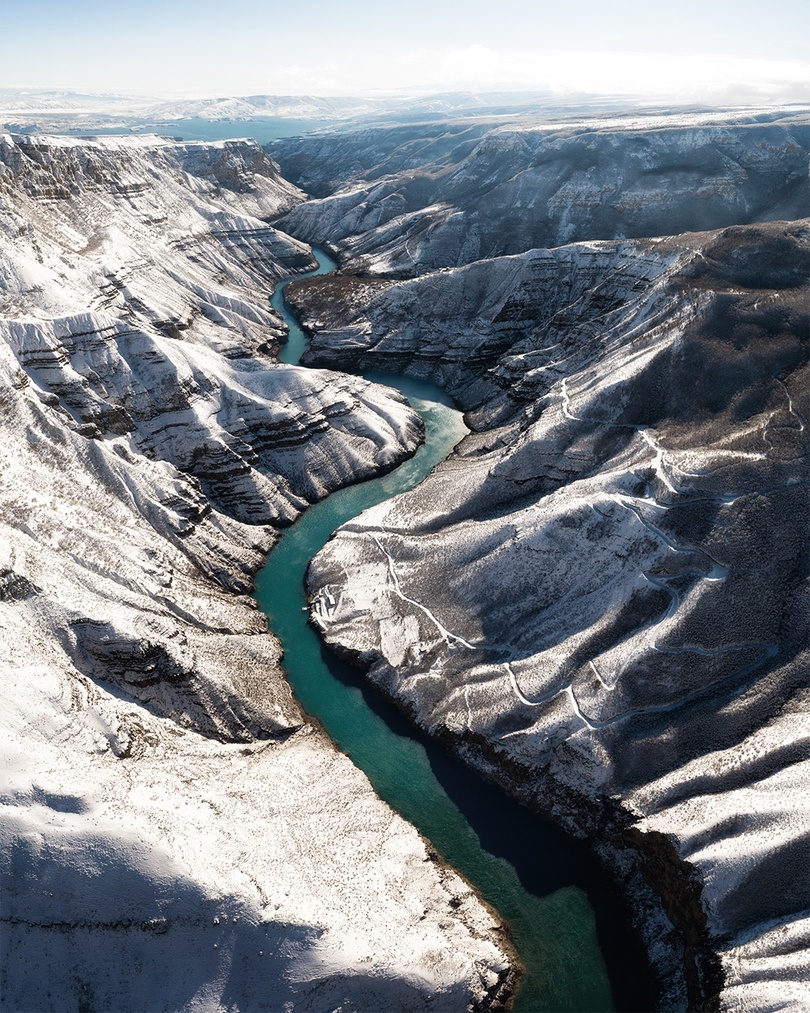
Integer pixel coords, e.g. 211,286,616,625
287,217,810,1010
271,106,810,278
0,134,516,1011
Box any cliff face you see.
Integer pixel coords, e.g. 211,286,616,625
0,132,426,735
271,107,809,278
0,135,514,1011
289,216,809,1009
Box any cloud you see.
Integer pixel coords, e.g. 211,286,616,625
388,46,810,103
6,29,806,103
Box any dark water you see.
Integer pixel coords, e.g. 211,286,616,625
271,248,338,363
255,252,656,1012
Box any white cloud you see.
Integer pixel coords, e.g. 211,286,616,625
7,35,806,104
385,46,810,103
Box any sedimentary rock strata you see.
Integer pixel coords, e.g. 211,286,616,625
3,104,808,1012
272,107,810,278
0,134,514,1010
293,218,809,1009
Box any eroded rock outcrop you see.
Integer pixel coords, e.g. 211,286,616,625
271,107,809,278
0,134,515,1011
0,133,426,733
292,219,810,1009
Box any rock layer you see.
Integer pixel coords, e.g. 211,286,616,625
293,218,810,1010
0,134,515,1010
271,107,810,278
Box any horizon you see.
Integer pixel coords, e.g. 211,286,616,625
3,0,809,106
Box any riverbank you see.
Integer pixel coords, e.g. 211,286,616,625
283,214,810,1011
0,135,520,1013
258,250,664,1012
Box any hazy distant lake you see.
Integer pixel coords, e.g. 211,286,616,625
59,117,334,142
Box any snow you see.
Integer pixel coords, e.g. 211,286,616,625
0,134,513,1010
273,106,809,278
1,672,509,1010
296,215,809,1007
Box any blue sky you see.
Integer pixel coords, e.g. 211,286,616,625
3,0,808,101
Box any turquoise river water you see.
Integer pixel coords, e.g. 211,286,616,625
256,250,652,1011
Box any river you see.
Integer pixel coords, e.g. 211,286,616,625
256,249,654,1012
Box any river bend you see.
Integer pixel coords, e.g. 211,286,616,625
256,248,652,1012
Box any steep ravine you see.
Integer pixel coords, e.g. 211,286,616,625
0,135,517,1012
259,258,670,1012
287,219,810,1011
270,107,810,279
2,121,806,1011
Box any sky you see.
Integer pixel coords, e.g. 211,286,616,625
2,0,809,104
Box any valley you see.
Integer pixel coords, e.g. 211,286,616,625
0,104,807,1011
275,106,809,1011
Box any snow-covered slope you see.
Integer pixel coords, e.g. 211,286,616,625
272,107,810,277
288,219,810,1010
0,134,515,1010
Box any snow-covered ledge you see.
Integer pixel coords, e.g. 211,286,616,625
0,134,515,1011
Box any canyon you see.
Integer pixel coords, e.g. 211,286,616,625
0,103,808,1011
276,106,809,1011
0,133,513,1011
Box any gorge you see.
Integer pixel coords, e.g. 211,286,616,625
260,251,655,1012
0,103,808,1012
274,106,809,1011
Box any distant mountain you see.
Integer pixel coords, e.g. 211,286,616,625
1,86,670,138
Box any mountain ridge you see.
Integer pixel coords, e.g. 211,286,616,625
0,132,515,1012
287,205,809,1010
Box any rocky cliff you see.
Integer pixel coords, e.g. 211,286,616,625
288,217,809,1010
271,107,809,278
0,134,515,1011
